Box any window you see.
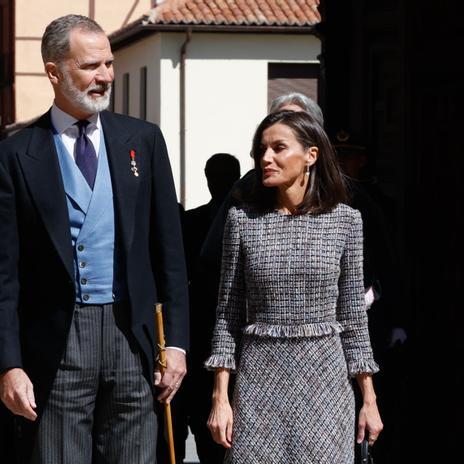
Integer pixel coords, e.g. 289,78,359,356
122,73,130,115
268,63,320,111
140,66,147,120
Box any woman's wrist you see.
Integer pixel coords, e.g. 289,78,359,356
355,372,378,406
212,392,230,405
362,395,377,407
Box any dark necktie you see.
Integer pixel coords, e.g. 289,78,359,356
75,120,98,189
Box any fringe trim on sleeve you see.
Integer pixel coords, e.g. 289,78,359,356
204,354,237,372
347,359,380,377
242,321,344,338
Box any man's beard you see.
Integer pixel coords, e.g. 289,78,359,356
61,70,112,114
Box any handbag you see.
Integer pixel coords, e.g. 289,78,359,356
360,438,374,464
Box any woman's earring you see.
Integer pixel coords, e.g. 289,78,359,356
305,164,310,175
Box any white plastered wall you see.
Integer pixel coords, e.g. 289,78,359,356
164,33,321,209
113,34,168,186
113,32,320,208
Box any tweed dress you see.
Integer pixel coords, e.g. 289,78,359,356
205,204,379,464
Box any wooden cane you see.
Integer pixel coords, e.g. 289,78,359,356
155,303,176,464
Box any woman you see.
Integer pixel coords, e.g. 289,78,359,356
205,111,383,463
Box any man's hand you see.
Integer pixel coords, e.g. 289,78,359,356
154,348,186,404
0,368,37,421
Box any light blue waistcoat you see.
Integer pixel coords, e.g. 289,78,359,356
53,131,127,304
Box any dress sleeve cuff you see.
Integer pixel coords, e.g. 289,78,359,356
347,359,380,377
204,354,237,372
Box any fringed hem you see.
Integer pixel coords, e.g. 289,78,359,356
347,359,380,377
242,321,344,338
204,354,237,372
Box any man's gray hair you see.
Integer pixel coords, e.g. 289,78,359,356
269,93,324,126
41,14,104,64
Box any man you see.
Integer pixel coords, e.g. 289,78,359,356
0,14,188,463
183,153,241,279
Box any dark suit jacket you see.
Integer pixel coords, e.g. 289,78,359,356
0,110,189,423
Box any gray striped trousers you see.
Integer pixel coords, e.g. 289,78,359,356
31,302,157,464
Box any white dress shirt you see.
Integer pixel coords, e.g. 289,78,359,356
50,103,101,158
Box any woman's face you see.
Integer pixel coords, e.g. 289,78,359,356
259,123,317,189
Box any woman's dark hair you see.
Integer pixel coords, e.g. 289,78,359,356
248,111,348,214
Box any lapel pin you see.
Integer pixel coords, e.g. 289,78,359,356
130,150,139,177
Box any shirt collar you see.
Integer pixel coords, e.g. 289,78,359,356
51,103,101,135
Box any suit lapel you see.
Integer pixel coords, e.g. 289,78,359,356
100,111,140,255
18,112,74,280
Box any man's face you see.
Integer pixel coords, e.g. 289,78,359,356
53,28,114,117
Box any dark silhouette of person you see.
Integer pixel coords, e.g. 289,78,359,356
333,130,409,464
157,153,240,464
333,130,408,349
184,154,242,281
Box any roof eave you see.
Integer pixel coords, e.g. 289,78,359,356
109,22,319,51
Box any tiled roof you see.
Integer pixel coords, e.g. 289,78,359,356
145,0,321,27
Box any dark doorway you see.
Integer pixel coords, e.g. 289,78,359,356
323,1,462,461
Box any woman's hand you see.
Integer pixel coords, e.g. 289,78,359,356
208,399,233,448
357,400,383,446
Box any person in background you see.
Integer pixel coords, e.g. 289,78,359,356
269,92,324,122
333,130,407,346
184,154,241,280
158,154,240,464
0,15,188,463
206,111,382,462
334,131,408,463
